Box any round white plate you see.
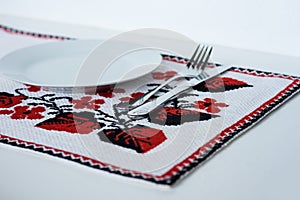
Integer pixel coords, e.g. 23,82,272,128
0,40,162,87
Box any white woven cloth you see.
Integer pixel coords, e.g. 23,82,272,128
0,24,299,185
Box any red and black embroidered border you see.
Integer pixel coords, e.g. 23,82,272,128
0,24,299,185
0,24,74,40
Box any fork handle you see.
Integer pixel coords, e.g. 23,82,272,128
130,74,192,108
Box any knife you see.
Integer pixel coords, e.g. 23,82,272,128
128,66,231,116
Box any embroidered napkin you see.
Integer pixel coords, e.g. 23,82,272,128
0,24,299,186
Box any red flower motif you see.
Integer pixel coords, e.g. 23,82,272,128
165,70,177,78
0,92,25,108
194,98,229,113
152,72,165,80
71,96,105,109
25,84,41,92
11,106,46,120
0,109,14,115
152,70,177,81
119,92,144,102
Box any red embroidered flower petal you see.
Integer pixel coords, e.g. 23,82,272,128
165,71,177,76
119,97,131,102
32,106,46,112
13,106,29,112
131,92,144,99
0,93,26,108
164,71,178,80
97,90,114,98
152,72,165,80
94,99,105,104
206,106,221,113
0,109,13,114
86,103,100,110
11,106,28,119
194,101,206,109
73,102,85,109
204,98,217,103
11,113,25,119
10,106,45,120
27,113,44,119
215,102,229,108
27,85,41,92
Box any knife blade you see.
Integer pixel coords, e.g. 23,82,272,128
128,66,231,116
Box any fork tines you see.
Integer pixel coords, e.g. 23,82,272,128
187,44,213,71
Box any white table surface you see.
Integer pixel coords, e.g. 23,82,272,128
1,0,300,57
0,3,300,199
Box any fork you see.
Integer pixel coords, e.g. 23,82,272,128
129,44,211,108
128,46,218,116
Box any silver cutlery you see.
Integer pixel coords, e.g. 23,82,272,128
128,47,231,116
129,44,211,108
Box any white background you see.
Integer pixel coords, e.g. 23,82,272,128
0,1,300,200
0,0,300,57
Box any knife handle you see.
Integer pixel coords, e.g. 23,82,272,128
128,80,192,116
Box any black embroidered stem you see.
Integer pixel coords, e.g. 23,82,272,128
15,88,69,114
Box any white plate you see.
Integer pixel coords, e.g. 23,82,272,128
0,40,162,87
